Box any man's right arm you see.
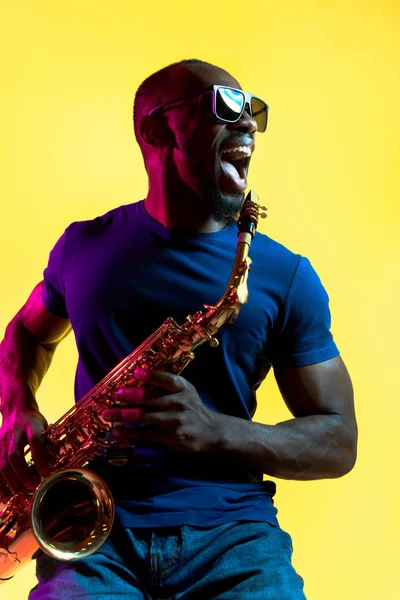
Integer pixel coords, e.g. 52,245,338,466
0,281,71,501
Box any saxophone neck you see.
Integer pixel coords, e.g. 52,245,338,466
215,190,265,321
218,241,251,316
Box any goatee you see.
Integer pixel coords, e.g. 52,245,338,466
204,178,244,225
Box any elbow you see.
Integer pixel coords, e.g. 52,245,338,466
339,445,357,476
334,419,358,477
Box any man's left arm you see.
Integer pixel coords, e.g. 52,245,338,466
212,354,357,480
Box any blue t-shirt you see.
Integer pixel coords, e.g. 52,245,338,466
42,200,339,528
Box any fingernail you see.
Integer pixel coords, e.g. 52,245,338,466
114,400,129,408
112,390,131,406
134,367,148,379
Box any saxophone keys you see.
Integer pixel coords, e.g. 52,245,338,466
177,339,193,351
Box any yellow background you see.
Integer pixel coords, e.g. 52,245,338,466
1,1,399,598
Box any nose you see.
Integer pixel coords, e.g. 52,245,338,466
230,104,257,134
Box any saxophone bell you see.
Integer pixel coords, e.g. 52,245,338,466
0,468,114,580
30,468,114,561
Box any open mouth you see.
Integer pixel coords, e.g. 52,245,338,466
220,145,252,192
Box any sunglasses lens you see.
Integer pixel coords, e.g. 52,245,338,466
251,97,268,132
215,87,268,132
215,87,244,121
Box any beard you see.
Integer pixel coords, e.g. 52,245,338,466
202,166,244,225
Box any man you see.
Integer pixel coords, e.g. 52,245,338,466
0,59,357,599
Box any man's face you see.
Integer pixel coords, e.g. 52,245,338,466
151,65,258,222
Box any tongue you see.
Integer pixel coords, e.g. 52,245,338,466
221,160,247,192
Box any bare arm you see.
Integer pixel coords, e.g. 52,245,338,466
0,282,71,402
213,354,357,479
0,281,71,499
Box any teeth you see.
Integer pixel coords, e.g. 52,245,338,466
221,145,252,158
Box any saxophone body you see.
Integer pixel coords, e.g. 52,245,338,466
0,191,266,581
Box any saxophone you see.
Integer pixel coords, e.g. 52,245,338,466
0,190,266,581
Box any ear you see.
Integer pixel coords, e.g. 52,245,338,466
139,115,171,147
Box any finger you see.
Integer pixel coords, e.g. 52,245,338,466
8,427,41,489
112,387,179,410
117,411,178,428
102,407,144,423
29,434,51,477
133,368,185,393
0,473,12,503
112,387,147,404
0,461,27,494
110,412,181,442
103,391,180,421
8,448,40,491
111,424,166,444
27,418,51,477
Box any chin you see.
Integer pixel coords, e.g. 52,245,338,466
201,176,243,225
214,190,244,224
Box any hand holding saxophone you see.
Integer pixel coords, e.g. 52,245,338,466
102,368,221,454
0,385,50,502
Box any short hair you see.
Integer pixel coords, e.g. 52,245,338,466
133,59,218,147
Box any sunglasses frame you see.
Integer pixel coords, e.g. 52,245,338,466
147,85,268,132
211,85,269,132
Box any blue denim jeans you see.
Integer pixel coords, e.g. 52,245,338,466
29,521,306,599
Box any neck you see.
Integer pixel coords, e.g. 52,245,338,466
144,170,228,233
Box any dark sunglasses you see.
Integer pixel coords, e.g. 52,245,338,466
147,85,269,133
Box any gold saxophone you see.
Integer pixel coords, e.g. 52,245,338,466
0,190,266,581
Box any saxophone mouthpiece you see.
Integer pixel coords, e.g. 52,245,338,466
238,190,268,237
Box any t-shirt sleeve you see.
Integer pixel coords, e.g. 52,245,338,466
272,256,339,367
42,226,72,319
